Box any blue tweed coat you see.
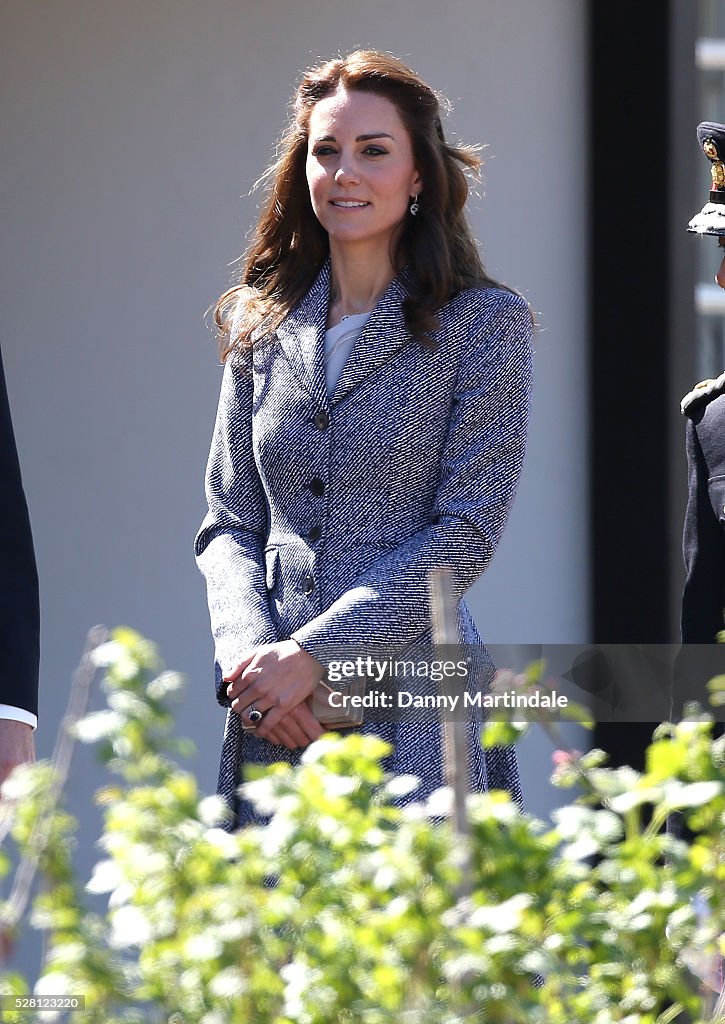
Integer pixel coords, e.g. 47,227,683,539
195,258,533,826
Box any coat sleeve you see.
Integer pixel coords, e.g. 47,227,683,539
0,348,40,716
290,291,534,665
680,417,725,643
194,356,278,704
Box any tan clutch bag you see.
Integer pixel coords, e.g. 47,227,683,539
241,677,365,732
308,677,365,729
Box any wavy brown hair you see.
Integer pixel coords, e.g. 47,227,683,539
215,49,506,360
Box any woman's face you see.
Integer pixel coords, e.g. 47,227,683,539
305,86,422,257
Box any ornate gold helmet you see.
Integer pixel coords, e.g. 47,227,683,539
688,121,725,236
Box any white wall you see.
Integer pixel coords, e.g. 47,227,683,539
0,0,587,872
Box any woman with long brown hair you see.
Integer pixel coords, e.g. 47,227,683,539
195,50,533,827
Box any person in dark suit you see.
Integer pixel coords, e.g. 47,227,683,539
0,346,39,785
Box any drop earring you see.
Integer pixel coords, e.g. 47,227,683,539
409,194,420,216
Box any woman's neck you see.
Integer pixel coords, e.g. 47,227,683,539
327,245,398,328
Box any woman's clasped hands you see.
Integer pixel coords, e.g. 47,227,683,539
225,639,327,750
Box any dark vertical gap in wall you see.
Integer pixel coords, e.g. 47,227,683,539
590,1,672,767
668,1,698,637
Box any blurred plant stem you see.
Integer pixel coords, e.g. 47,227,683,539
0,626,107,940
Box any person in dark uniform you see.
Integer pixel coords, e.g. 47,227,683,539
672,130,725,1002
0,346,39,785
674,122,725,721
681,361,725,646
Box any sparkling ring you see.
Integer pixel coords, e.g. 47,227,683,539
248,704,264,724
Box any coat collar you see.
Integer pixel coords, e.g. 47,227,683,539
273,257,413,408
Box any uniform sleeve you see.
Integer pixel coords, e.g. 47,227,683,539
0,349,40,717
290,292,533,664
194,356,278,704
680,418,725,643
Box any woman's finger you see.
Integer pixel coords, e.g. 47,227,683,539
259,701,324,743
290,703,327,743
263,722,300,750
263,718,306,748
232,691,272,723
227,666,265,702
223,650,258,683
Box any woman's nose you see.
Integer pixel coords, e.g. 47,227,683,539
334,162,360,185
716,253,725,290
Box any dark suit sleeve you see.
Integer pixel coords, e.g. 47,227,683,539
681,417,725,643
0,348,40,716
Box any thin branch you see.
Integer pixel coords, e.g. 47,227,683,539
0,626,108,930
429,568,470,844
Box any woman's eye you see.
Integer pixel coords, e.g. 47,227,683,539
311,146,386,158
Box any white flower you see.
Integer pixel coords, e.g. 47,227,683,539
468,893,532,932
92,641,139,681
70,710,124,743
662,780,723,809
239,777,279,816
281,960,321,1019
203,827,240,859
322,774,358,797
209,967,247,999
147,671,185,699
107,691,150,719
385,896,410,918
86,859,122,894
183,934,223,961
32,975,71,1021
372,864,399,891
198,796,230,828
108,882,134,909
90,641,125,668
300,735,342,763
109,906,152,948
0,762,48,801
425,786,454,817
384,774,419,798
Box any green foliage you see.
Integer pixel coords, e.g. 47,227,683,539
0,629,723,1023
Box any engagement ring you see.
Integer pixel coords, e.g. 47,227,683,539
248,704,264,724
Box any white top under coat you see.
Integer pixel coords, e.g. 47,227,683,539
323,310,372,393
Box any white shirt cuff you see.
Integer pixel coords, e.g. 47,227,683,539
0,705,38,730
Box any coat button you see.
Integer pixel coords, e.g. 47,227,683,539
302,575,315,595
309,477,325,496
313,411,329,430
306,525,322,542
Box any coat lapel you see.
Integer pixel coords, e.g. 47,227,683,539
274,259,331,410
272,258,413,408
329,271,412,407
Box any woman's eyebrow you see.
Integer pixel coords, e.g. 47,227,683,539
311,132,395,143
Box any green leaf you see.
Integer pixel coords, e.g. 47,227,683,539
480,720,529,748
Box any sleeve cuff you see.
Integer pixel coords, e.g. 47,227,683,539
0,705,37,730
